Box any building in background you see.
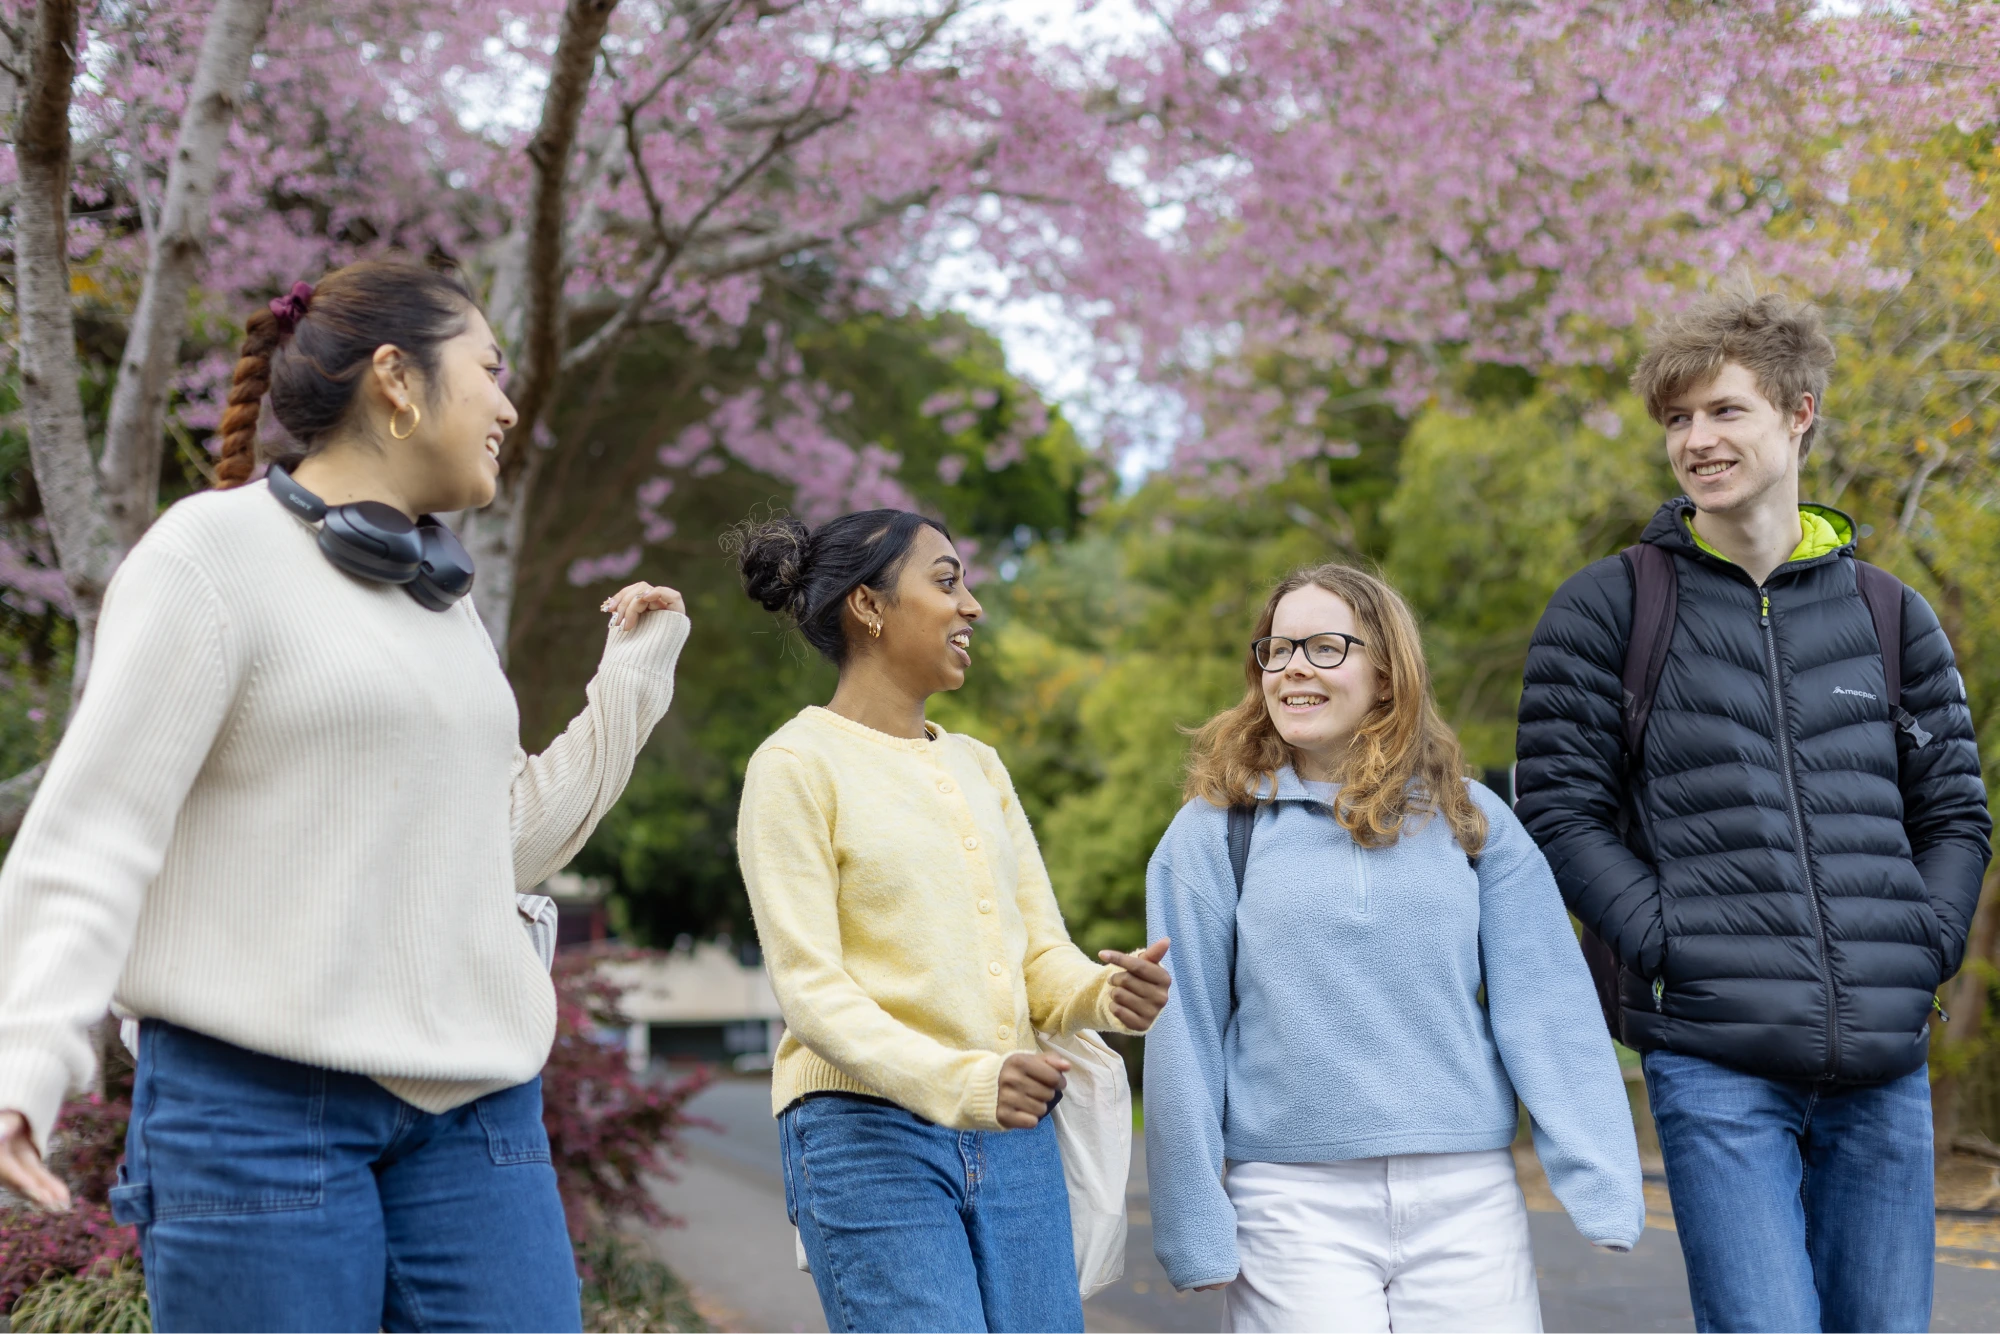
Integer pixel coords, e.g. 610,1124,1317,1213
596,940,785,1072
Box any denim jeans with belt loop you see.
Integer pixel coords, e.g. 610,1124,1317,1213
109,1020,582,1333
781,1091,1083,1332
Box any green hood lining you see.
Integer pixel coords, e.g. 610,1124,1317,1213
1683,504,1851,566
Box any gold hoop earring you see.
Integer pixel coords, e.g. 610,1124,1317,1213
869,620,882,639
389,403,421,440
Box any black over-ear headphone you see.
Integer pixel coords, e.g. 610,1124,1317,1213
266,464,475,612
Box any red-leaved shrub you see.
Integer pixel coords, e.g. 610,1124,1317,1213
1,953,706,1313
545,951,712,1240
0,1074,137,1316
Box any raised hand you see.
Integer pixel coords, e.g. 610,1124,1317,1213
1099,938,1172,1032
599,581,686,630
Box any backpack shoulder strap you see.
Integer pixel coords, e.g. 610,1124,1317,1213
1619,543,1679,761
1853,561,1905,706
1227,804,1254,899
1853,560,1931,749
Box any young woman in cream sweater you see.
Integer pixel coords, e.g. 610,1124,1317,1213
732,510,1171,1333
0,261,687,1332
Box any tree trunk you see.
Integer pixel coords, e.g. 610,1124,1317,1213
1933,862,2000,1158
98,0,275,552
14,0,114,697
468,0,621,662
459,451,545,657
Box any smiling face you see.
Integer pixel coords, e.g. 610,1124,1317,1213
1261,584,1384,782
379,306,518,514
859,524,983,698
1662,361,1812,517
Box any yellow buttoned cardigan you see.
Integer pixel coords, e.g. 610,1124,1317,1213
737,705,1131,1129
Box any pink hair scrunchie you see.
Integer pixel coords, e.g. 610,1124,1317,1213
268,281,315,333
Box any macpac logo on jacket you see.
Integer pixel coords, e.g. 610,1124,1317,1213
1514,497,1991,1085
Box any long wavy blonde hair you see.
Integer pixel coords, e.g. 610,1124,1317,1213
1183,563,1486,855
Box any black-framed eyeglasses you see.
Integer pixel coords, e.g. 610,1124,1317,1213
1252,631,1365,672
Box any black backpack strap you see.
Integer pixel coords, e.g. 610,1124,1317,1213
1576,543,1678,1046
1227,804,1255,899
1619,542,1679,761
1854,560,1930,748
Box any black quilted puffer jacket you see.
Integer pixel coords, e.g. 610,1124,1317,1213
1516,497,1991,1084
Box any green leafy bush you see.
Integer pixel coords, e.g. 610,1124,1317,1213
8,1259,149,1333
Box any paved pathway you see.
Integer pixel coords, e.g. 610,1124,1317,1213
648,1073,2000,1333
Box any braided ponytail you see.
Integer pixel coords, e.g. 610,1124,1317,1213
211,260,476,490
215,308,280,488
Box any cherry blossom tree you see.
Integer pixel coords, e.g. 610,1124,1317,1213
2,0,1138,663
4,0,1992,774
1070,0,1999,480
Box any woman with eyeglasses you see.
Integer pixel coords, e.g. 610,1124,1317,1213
1141,563,1643,1332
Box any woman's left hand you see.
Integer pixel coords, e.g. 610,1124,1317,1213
1100,938,1171,1032
600,582,686,630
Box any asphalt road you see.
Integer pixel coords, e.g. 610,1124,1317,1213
647,1072,2000,1334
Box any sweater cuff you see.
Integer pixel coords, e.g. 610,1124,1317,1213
964,1050,1006,1130
0,1045,78,1159
598,608,689,678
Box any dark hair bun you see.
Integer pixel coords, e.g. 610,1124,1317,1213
729,507,952,665
731,515,812,616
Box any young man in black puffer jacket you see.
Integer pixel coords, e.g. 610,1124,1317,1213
1516,289,1990,1334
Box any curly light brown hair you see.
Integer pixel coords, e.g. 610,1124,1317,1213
1183,563,1486,856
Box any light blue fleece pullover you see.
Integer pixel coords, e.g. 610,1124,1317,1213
1143,769,1644,1291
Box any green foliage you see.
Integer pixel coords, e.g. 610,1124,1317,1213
1384,386,1673,767
576,1229,710,1333
8,1260,150,1334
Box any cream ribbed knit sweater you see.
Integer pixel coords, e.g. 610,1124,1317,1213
738,706,1130,1131
0,481,688,1154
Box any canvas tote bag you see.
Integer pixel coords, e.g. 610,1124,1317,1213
792,1031,1132,1301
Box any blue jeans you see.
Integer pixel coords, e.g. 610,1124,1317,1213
110,1020,581,1333
1643,1049,1934,1333
780,1093,1083,1332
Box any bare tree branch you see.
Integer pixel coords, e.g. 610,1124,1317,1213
681,184,935,276
562,60,853,372
98,0,274,553
624,0,746,114
14,0,113,693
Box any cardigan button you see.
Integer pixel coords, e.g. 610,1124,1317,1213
978,899,993,913
939,780,955,793
988,961,1003,976
962,835,979,850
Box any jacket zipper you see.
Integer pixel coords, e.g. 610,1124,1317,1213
1762,588,1840,1079
1351,840,1369,918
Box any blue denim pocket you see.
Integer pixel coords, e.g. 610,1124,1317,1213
139,1023,326,1219
475,1077,552,1165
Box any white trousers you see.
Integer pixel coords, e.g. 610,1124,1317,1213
1223,1150,1543,1334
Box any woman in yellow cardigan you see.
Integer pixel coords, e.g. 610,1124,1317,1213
732,509,1170,1333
